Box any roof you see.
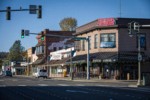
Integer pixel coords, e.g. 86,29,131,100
75,18,150,35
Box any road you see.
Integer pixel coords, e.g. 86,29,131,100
0,76,150,100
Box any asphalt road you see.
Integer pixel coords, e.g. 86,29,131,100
0,75,150,100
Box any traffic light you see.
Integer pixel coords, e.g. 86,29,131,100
41,32,44,41
37,5,42,18
134,22,140,33
6,7,11,20
21,30,25,38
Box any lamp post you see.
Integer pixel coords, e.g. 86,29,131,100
86,37,90,80
73,37,90,80
70,47,73,80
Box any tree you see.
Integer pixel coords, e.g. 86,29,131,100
0,52,9,69
7,40,25,62
59,17,77,31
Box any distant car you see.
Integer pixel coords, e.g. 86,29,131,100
3,70,12,77
35,69,48,78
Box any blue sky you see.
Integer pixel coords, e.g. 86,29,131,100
0,0,150,52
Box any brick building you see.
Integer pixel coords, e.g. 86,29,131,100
71,18,150,80
32,29,74,76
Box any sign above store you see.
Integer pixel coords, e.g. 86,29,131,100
98,18,115,26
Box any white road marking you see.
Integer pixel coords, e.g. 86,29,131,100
0,85,6,87
76,84,85,86
38,84,48,86
12,79,17,81
57,84,70,86
66,90,89,94
18,85,26,86
0,80,4,81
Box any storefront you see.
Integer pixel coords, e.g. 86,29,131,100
69,51,150,80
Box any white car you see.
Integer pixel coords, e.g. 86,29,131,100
35,69,48,78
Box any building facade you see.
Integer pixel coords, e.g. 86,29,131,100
72,18,150,80
32,29,74,77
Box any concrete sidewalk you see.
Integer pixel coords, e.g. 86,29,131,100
15,75,150,88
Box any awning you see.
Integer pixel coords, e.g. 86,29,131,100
67,51,150,63
46,57,70,67
68,52,118,63
32,57,45,65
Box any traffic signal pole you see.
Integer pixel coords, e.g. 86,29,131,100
128,22,150,86
0,5,42,20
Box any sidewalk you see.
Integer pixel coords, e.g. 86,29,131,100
15,75,150,89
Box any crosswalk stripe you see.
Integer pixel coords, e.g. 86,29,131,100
38,84,48,86
57,84,70,86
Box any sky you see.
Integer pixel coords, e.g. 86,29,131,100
0,0,150,52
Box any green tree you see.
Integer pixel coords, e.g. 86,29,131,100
59,17,77,31
8,40,25,62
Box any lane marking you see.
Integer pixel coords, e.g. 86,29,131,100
57,84,70,86
76,84,85,86
12,79,18,81
0,80,4,81
66,90,89,94
38,84,48,86
0,85,6,87
18,85,26,86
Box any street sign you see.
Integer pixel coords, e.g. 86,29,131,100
29,5,37,14
138,54,142,61
25,30,29,36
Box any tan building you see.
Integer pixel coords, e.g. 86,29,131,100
72,18,150,80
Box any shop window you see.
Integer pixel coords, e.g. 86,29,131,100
100,33,116,48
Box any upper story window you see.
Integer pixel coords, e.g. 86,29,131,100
100,33,116,48
88,36,91,50
53,47,57,51
82,40,85,51
36,45,44,55
94,34,98,49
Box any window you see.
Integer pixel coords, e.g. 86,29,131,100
94,34,98,49
82,40,85,51
88,36,91,50
100,33,116,48
53,47,57,51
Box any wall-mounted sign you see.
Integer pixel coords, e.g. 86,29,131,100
98,18,115,26
50,54,62,60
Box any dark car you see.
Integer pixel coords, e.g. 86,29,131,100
3,70,12,77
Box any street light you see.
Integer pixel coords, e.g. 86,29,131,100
74,37,90,80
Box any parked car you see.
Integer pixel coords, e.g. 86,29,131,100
2,70,12,77
35,69,48,78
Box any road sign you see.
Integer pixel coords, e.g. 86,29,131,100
29,5,37,14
